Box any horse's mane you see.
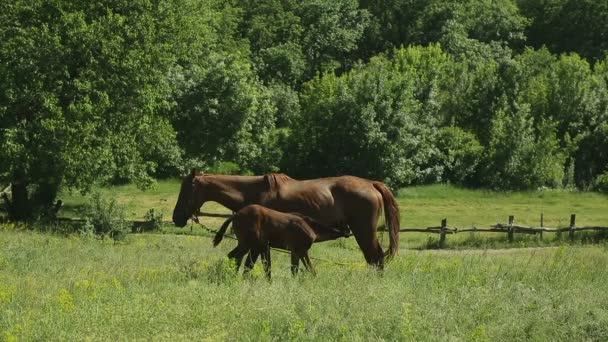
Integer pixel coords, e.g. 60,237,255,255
263,173,293,191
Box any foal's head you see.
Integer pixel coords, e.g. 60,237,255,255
299,216,350,242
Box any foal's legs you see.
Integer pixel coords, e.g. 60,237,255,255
227,244,249,271
260,245,272,279
300,252,316,276
290,252,300,276
243,250,260,276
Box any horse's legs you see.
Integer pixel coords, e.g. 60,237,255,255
227,244,249,272
243,250,260,276
300,252,316,276
290,252,300,276
349,209,384,269
260,246,272,280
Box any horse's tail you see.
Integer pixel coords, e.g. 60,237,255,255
372,181,400,261
213,215,235,247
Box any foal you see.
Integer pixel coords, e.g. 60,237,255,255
213,204,349,279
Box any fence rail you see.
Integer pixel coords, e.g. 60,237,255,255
397,214,608,248
18,212,608,248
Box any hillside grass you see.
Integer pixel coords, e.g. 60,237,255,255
1,228,607,340
58,180,608,250
1,182,608,340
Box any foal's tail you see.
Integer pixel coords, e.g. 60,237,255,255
372,181,400,261
213,215,235,247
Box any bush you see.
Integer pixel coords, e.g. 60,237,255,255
141,208,164,232
82,193,129,240
594,172,608,193
207,161,248,175
435,126,483,184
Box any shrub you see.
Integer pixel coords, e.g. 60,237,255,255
207,161,244,175
82,192,129,240
141,209,164,232
435,126,484,184
594,172,608,193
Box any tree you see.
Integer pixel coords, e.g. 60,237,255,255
520,0,608,62
297,0,371,79
361,0,528,58
435,126,483,185
285,45,452,186
237,0,306,86
481,102,565,189
0,0,185,219
170,52,279,173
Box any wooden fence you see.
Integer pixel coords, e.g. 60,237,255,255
399,214,608,248
22,212,608,248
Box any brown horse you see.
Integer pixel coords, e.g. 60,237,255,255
172,170,400,268
213,204,350,278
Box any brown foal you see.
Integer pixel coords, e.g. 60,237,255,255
213,204,350,279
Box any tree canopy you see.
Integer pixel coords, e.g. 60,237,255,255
1,0,608,219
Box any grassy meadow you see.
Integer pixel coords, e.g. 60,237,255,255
1,181,608,340
57,180,608,249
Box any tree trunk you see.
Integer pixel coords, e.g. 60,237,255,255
4,171,60,221
8,178,30,220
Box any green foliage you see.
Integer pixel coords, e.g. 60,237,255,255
82,192,129,239
435,126,483,184
287,45,450,186
170,50,279,173
362,0,529,56
207,161,246,175
482,103,566,189
411,0,529,47
0,0,184,217
2,0,608,204
594,172,608,193
520,0,608,61
142,209,164,232
297,0,370,78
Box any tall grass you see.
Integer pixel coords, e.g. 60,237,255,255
2,182,606,339
1,228,607,340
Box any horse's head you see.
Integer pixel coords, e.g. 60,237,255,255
172,169,205,227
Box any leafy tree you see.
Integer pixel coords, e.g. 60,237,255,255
501,49,600,187
481,102,565,189
0,0,186,219
520,0,608,62
285,46,451,186
571,56,608,188
237,0,305,86
237,0,369,84
297,0,371,78
362,0,528,57
438,29,510,146
434,126,483,185
170,51,279,174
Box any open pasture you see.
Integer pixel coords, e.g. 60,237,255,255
1,229,608,340
59,181,608,250
1,182,607,340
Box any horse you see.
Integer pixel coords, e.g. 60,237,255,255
213,204,350,278
172,170,400,268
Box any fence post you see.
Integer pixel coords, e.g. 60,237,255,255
569,214,576,240
508,215,514,242
540,213,544,227
439,218,447,249
540,213,544,240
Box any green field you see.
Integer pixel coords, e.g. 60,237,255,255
58,180,608,249
1,183,608,340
